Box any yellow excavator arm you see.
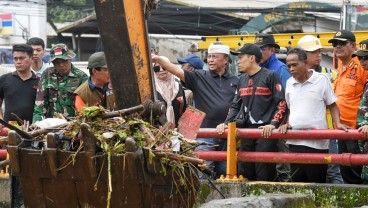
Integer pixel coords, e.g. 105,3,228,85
198,31,368,49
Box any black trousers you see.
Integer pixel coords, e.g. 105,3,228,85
338,140,363,184
238,137,278,181
289,145,328,183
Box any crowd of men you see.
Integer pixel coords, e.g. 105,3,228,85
0,40,114,125
0,39,114,208
1,29,368,207
153,29,368,185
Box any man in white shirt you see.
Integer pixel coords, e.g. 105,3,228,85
280,48,349,183
27,37,48,78
298,35,343,184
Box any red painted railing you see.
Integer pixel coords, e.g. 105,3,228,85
1,128,367,164
0,128,8,136
197,128,365,140
0,128,8,159
195,151,368,166
195,128,368,166
0,149,6,160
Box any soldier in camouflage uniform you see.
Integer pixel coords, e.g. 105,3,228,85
33,43,88,122
355,40,368,184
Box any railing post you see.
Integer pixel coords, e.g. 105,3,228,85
217,122,244,182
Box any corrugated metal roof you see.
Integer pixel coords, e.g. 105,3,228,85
52,0,346,36
171,0,342,8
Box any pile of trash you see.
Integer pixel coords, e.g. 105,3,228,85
29,106,204,163
17,105,204,207
0,104,205,207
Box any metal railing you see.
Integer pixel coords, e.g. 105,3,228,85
1,124,367,181
194,123,368,182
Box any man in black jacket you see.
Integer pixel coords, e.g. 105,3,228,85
217,43,287,181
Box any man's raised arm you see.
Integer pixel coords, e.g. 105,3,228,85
152,54,185,81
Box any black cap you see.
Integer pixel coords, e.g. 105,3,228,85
328,30,356,43
254,33,280,49
354,39,368,57
230,43,262,59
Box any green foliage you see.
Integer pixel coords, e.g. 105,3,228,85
48,5,94,23
160,158,168,176
81,106,105,119
242,184,368,208
117,130,127,139
63,0,87,5
147,149,155,164
197,184,212,204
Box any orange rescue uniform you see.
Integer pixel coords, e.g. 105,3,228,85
334,57,368,128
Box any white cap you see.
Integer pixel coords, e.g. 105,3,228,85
297,35,322,52
208,43,230,55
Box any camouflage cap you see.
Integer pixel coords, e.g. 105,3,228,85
50,43,76,62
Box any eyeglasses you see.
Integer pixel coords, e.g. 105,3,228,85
358,56,368,61
332,40,350,47
153,65,164,72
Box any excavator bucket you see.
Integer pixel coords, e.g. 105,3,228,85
4,1,201,206
7,124,199,207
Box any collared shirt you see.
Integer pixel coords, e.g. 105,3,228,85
260,53,291,88
316,65,338,129
87,78,109,93
334,57,368,128
286,70,337,149
74,78,115,113
31,62,49,78
0,71,39,123
184,69,238,128
33,64,88,122
316,66,337,84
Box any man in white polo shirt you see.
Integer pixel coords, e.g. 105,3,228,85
297,35,343,184
280,48,349,182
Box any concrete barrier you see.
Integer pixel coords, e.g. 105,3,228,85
201,194,314,208
198,181,368,207
0,177,10,208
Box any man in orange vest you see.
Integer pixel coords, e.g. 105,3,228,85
330,30,368,184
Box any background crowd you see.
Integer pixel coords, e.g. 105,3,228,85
1,29,368,195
